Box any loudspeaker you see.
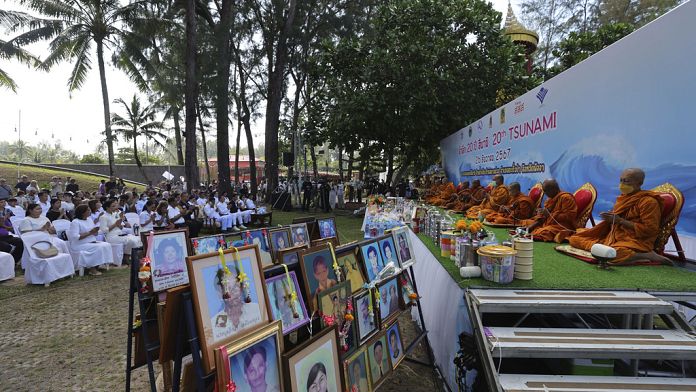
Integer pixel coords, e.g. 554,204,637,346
282,152,294,166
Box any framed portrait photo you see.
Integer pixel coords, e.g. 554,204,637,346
241,229,273,268
359,241,384,283
386,321,405,369
366,333,392,388
391,226,414,267
268,227,292,260
376,276,401,326
343,347,372,392
290,223,310,247
186,245,271,372
398,271,416,308
377,235,399,269
282,326,344,392
317,281,351,328
317,217,337,239
353,289,378,344
214,320,284,392
277,245,307,266
191,234,226,255
224,234,244,249
299,245,338,311
265,271,311,335
335,244,366,294
311,236,339,249
144,228,191,292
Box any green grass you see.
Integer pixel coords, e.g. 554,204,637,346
0,163,142,193
269,210,365,244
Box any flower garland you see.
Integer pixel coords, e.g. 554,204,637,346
281,263,300,318
216,247,251,303
368,194,386,206
399,274,419,306
138,257,152,294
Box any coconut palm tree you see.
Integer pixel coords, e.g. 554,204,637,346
5,0,146,175
111,95,166,183
0,10,42,91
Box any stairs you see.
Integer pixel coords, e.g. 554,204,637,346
466,289,696,392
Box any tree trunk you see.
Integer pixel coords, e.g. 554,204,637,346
133,134,149,183
172,108,185,165
196,101,211,185
235,117,241,185
214,0,234,195
96,40,115,176
263,0,298,200
310,146,318,180
233,42,257,197
242,115,257,197
338,146,344,181
288,72,304,181
184,0,199,189
385,149,394,185
347,150,354,180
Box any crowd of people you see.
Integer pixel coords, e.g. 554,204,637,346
0,174,262,277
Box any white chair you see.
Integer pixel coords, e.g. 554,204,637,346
110,243,124,266
124,212,140,227
0,252,15,281
52,219,71,238
20,231,75,286
9,216,25,234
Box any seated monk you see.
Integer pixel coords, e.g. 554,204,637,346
568,168,671,265
456,180,487,213
466,175,510,219
486,182,534,224
520,179,577,243
431,182,456,206
445,181,470,210
424,178,448,203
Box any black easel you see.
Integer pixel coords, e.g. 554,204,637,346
125,247,159,392
170,292,215,392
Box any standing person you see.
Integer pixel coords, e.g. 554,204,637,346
329,181,338,210
337,181,345,209
356,179,363,204
15,175,31,193
321,180,331,213
65,178,79,194
301,177,313,212
117,178,126,194
98,180,106,195
0,179,12,199
104,176,118,194
49,176,64,197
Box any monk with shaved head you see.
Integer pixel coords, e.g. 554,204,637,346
520,179,577,243
569,168,670,265
455,180,486,213
466,174,510,219
486,182,535,224
445,181,470,210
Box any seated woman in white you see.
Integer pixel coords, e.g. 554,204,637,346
153,201,174,231
18,203,71,254
68,204,114,275
139,200,157,232
216,196,244,231
204,198,236,232
99,200,142,262
88,199,104,225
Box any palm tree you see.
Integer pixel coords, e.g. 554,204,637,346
0,10,41,91
7,140,33,162
111,95,166,183
6,0,145,175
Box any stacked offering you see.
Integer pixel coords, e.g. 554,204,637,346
513,237,534,280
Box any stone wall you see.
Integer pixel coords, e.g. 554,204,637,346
50,164,187,184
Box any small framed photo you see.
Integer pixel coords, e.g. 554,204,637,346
317,281,351,328
311,236,339,248
290,223,310,246
367,333,392,388
376,276,401,326
191,234,226,255
359,241,384,283
265,271,311,335
186,245,271,372
377,235,399,268
214,321,284,392
317,217,337,239
268,227,292,259
282,326,344,392
343,347,372,392
335,244,366,294
224,234,244,249
386,321,405,369
143,228,191,292
299,245,338,310
353,289,378,344
391,226,415,267
398,271,416,308
277,245,306,266
241,229,273,268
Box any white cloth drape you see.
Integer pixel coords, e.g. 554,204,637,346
0,252,15,281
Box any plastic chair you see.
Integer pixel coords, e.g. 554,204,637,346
0,252,15,281
20,231,75,286
9,216,25,234
52,219,71,238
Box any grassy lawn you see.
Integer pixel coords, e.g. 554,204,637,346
0,162,142,193
269,210,365,244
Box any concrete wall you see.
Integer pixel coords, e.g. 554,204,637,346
50,164,187,184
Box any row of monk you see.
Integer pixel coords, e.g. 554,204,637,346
423,169,676,265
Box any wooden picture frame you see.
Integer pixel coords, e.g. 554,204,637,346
190,234,226,255
397,271,416,308
335,243,367,294
290,223,311,247
186,245,271,373
299,244,338,311
311,236,339,248
375,276,401,327
265,271,311,335
391,226,415,267
282,326,344,392
277,244,307,266
214,321,284,392
366,332,392,389
317,217,338,239
142,228,192,292
377,235,399,269
343,346,373,392
159,285,191,363
317,280,351,328
240,228,273,268
385,321,406,369
353,289,379,344
359,240,384,283
268,227,292,261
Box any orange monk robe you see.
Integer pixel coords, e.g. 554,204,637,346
445,189,471,210
466,185,510,219
487,194,535,224
520,192,577,243
431,183,456,206
568,191,663,264
458,186,487,212
425,184,445,202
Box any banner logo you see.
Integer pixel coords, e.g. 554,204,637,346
536,87,549,104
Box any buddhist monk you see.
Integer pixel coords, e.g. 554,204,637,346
456,180,487,213
568,169,670,265
431,181,456,206
521,179,577,243
445,181,470,210
466,175,510,219
486,182,535,224
424,178,446,203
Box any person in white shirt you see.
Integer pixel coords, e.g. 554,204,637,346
49,176,63,197
99,200,142,262
6,198,25,217
167,197,186,226
88,200,105,225
242,195,256,211
139,200,157,232
26,180,39,194
204,198,238,232
18,203,71,255
37,192,51,216
135,194,147,214
60,193,75,216
216,195,244,230
337,182,345,209
68,204,114,275
234,195,253,224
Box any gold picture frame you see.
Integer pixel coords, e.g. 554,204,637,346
282,326,344,392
